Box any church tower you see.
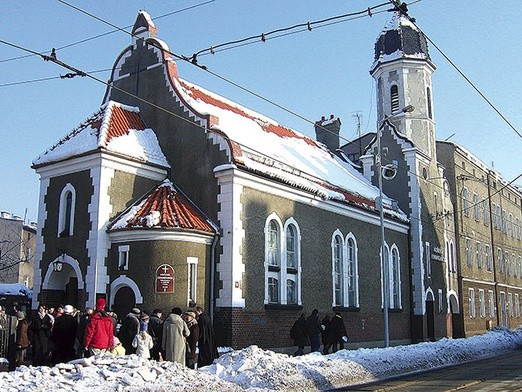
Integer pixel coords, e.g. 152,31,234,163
370,11,436,158
363,10,456,342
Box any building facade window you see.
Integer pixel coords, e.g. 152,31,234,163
118,245,130,271
508,293,514,317
469,288,476,318
479,289,486,318
346,235,359,308
515,294,520,318
465,238,472,266
498,247,504,273
264,214,302,306
488,290,495,318
476,241,483,268
390,246,401,309
427,86,433,119
333,232,344,307
58,183,76,237
462,188,470,217
473,193,480,221
483,200,490,226
390,85,399,114
485,245,492,271
187,257,198,306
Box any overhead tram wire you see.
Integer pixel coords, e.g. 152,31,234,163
19,0,451,197
190,2,391,58
1,39,365,202
0,0,218,64
0,67,113,88
391,1,522,140
4,38,511,240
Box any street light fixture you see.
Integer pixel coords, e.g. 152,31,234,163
53,249,65,272
377,104,414,348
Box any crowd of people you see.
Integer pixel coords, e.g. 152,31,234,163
290,310,348,356
1,299,219,371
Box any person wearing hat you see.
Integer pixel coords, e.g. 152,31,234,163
50,305,78,364
183,310,199,368
132,319,153,358
9,311,29,370
148,308,164,361
118,307,141,355
83,298,114,356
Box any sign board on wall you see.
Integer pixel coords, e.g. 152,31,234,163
156,264,174,293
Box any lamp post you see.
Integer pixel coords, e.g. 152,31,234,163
377,105,414,348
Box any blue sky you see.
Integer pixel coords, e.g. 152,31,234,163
1,0,521,222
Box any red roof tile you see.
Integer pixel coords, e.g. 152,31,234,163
109,180,216,234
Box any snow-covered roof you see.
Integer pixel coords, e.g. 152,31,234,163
32,101,169,168
108,179,217,234
134,20,402,217
0,283,32,298
371,12,432,73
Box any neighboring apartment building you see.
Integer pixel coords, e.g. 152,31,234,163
0,212,36,289
437,142,522,336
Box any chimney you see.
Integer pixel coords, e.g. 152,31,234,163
315,114,341,152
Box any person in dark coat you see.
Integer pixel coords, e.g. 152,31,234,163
29,304,53,366
321,314,332,355
305,309,322,353
194,306,219,367
328,312,348,352
118,307,141,354
290,313,308,356
14,311,30,368
76,307,93,357
50,305,78,364
148,308,164,361
183,311,200,369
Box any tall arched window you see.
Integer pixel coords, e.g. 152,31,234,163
265,215,301,305
346,235,359,307
390,85,399,114
332,233,344,306
58,183,76,237
390,246,401,309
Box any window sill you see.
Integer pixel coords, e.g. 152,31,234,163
265,304,303,311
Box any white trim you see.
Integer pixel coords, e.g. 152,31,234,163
42,254,85,290
58,183,76,237
109,275,144,308
109,230,215,244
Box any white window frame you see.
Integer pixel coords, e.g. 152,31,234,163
508,293,514,317
332,230,345,307
264,214,302,305
488,290,495,318
346,233,359,308
118,245,130,271
469,288,476,318
58,183,76,237
463,188,470,217
473,193,480,221
479,289,486,318
390,245,402,309
187,257,198,306
465,238,472,266
476,241,483,269
485,245,492,271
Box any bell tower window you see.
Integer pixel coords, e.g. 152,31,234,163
427,87,433,119
390,85,399,114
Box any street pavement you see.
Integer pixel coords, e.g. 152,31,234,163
333,347,522,391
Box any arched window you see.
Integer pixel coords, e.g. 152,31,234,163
427,87,433,119
332,233,344,306
265,215,301,305
390,85,399,114
58,183,76,237
346,235,359,307
390,246,401,308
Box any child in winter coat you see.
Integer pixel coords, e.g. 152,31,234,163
110,336,126,356
132,323,153,358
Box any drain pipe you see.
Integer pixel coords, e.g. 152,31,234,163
209,232,220,322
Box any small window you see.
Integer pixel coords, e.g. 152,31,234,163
187,257,198,306
390,85,399,114
268,276,279,303
469,288,476,318
118,245,130,271
462,188,470,217
488,290,495,318
58,184,76,237
479,289,486,318
427,87,433,119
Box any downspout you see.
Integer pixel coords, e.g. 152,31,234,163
209,232,220,322
486,171,500,327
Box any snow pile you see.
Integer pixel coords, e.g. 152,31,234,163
0,327,520,391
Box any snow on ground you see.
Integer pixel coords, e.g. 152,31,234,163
1,327,521,391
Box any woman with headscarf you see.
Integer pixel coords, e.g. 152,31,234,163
183,311,200,368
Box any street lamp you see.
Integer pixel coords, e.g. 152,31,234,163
53,249,65,272
377,104,414,348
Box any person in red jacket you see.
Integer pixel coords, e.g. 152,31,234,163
83,298,114,356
